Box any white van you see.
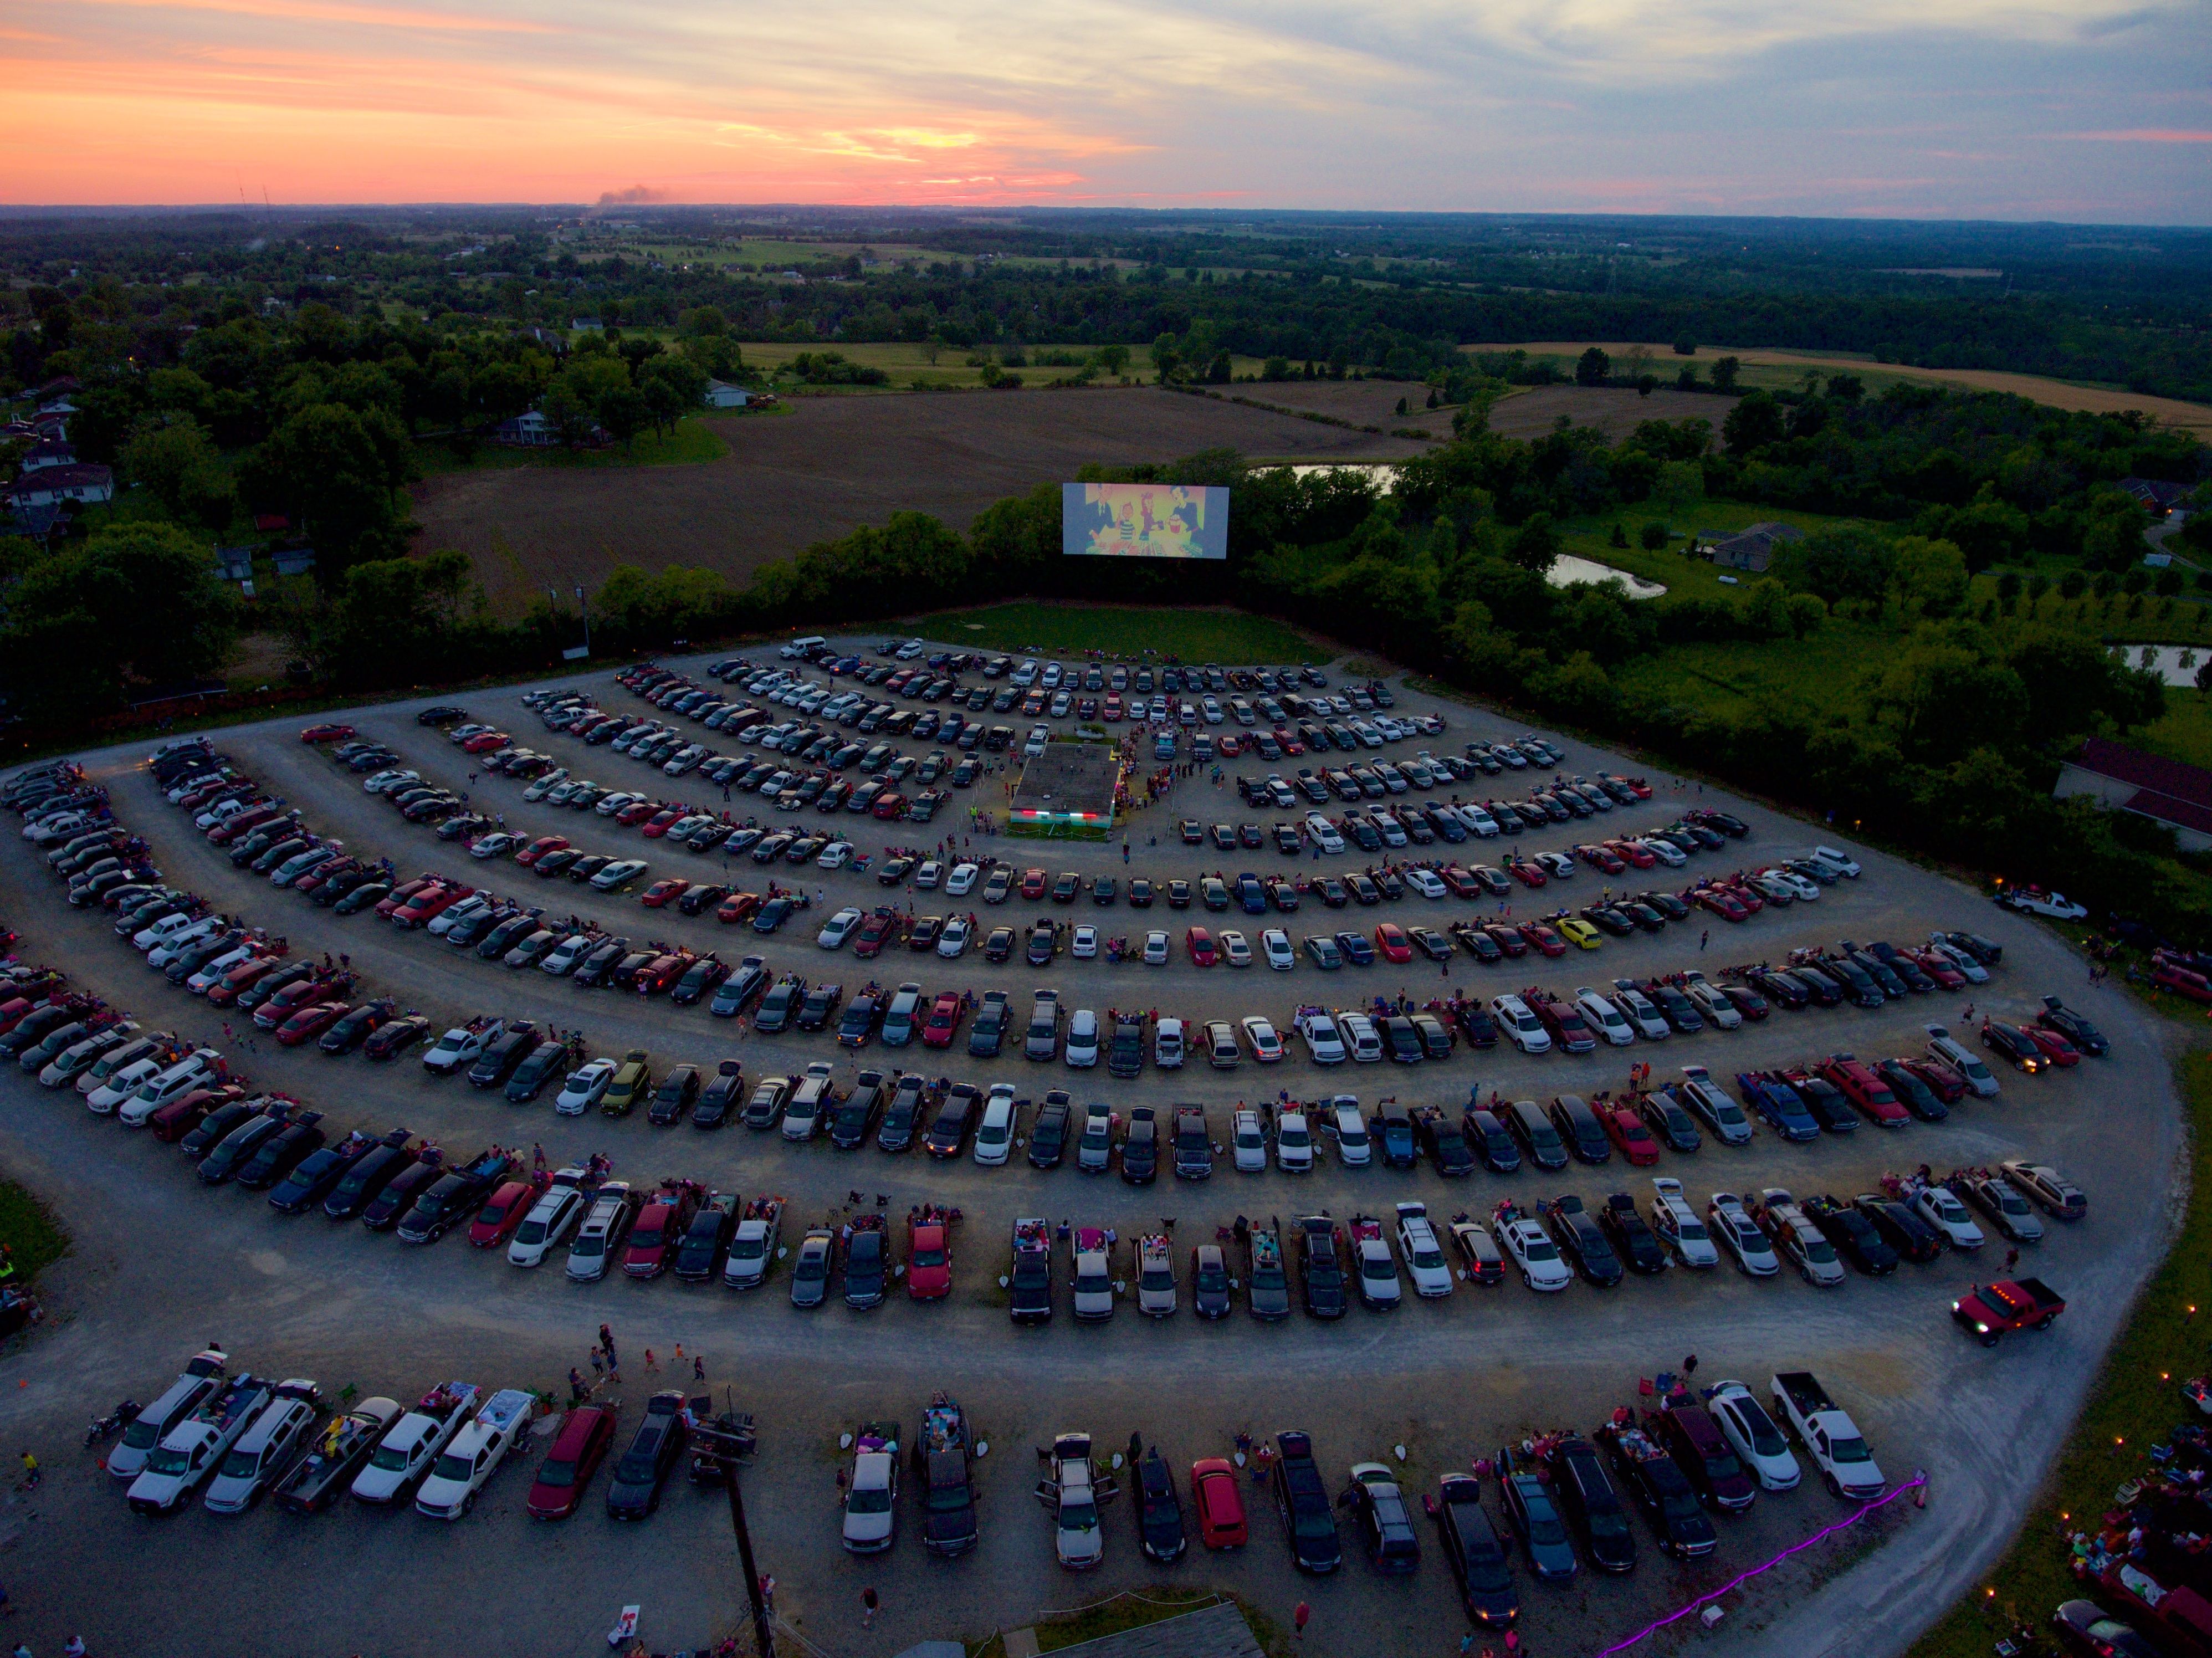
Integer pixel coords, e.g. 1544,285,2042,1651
781,635,827,661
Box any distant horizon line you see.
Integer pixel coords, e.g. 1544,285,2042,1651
1,202,2209,233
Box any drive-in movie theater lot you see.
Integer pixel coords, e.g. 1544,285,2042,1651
7,203,2212,1658
2,587,2198,1658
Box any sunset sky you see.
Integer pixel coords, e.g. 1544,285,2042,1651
6,0,2209,219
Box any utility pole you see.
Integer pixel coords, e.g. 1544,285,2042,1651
575,584,592,658
692,1414,771,1657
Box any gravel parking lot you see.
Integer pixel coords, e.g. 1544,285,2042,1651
0,639,2182,1658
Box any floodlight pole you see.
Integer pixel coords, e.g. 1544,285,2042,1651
575,584,592,658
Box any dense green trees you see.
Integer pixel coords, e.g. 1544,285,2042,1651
0,523,238,715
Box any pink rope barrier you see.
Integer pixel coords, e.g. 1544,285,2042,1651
1595,1472,1929,1657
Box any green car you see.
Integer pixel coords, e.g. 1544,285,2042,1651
601,1049,652,1117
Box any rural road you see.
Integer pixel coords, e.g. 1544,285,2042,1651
0,642,2174,1658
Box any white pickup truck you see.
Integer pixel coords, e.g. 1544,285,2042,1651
351,1382,480,1505
414,1388,535,1519
127,1373,276,1514
421,1018,504,1076
1769,1370,1886,1500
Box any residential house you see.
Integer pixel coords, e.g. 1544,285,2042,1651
2121,477,2189,518
19,439,76,473
2055,736,2212,852
570,316,605,333
493,408,606,447
1708,521,1805,574
704,380,751,410
4,463,112,509
212,546,255,582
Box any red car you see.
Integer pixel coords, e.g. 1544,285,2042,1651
1439,865,1480,900
1908,949,1967,991
1374,923,1412,964
1575,843,1626,877
623,1187,699,1279
460,730,511,754
204,956,279,1006
392,883,470,928
1724,883,1765,914
2021,1025,2080,1068
149,1084,244,1144
853,909,899,958
1903,1056,1969,1103
1518,922,1566,958
1697,888,1749,923
635,953,693,996
254,976,337,1030
921,991,965,1050
469,1176,547,1247
715,891,762,925
274,1001,347,1047
641,810,682,838
640,878,688,909
1186,927,1218,967
907,1212,952,1299
1483,924,1529,959
516,836,569,867
526,1403,619,1519
1607,838,1656,869
1020,868,1048,899
615,800,659,827
299,723,355,744
872,792,909,820
374,877,434,918
1191,1457,1249,1549
1600,1103,1662,1166
208,806,281,845
1508,861,1547,888
1817,1056,1911,1127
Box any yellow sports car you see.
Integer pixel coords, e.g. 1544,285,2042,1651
1556,918,1604,951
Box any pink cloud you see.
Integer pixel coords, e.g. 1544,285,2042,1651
2067,128,2212,142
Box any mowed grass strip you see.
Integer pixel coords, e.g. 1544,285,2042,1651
1908,1047,2212,1658
417,415,731,476
0,1180,70,1283
913,602,1320,664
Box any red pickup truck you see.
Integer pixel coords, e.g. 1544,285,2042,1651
1953,1277,2066,1345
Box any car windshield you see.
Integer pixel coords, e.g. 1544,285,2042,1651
145,1445,192,1476
1677,1215,1708,1240
1830,1435,1872,1463
121,1419,162,1451
1062,1499,1099,1532
219,1447,262,1480
1523,1238,1558,1261
1281,1125,1309,1148
1141,1266,1174,1291
1660,1486,1704,1523
368,1441,414,1471
849,1485,893,1514
1412,1246,1443,1268
432,1450,473,1483
795,1250,827,1281
535,1457,577,1488
1805,1237,1836,1263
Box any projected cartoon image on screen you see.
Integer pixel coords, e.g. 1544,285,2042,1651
1061,483,1229,560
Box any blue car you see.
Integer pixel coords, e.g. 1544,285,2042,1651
1734,1072,1821,1142
1497,1448,1578,1582
1236,873,1268,915
1335,931,1376,967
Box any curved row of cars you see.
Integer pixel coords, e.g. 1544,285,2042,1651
99,1343,752,1524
